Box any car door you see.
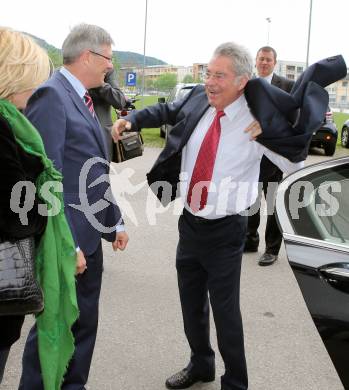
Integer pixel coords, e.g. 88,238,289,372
276,157,349,389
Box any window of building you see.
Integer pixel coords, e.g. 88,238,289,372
297,67,303,73
343,81,348,87
286,65,296,71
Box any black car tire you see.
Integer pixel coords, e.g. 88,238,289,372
341,126,349,148
324,143,336,156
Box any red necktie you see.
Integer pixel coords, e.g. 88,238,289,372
84,91,95,117
187,110,225,213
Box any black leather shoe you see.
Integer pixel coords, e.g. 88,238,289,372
165,368,215,389
258,253,278,266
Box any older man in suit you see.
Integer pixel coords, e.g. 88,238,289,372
244,46,294,266
19,24,128,390
112,41,345,390
112,42,314,390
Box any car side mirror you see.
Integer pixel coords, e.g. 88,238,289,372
158,97,166,103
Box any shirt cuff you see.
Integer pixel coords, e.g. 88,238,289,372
116,224,125,233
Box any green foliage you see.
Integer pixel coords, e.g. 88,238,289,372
153,73,177,92
182,75,194,83
47,48,63,69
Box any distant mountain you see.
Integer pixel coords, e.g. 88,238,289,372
25,33,167,67
116,51,167,67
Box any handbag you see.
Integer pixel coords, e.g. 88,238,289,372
112,132,144,163
0,237,44,316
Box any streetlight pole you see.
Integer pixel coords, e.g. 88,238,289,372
305,0,313,68
141,0,148,108
266,17,271,44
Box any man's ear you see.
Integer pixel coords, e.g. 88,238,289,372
80,50,90,65
238,75,249,91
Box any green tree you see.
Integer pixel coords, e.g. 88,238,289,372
153,73,177,92
47,48,63,69
182,74,194,83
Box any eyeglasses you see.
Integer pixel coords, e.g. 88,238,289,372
89,50,113,62
203,71,228,81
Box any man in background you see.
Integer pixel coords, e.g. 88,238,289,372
244,46,294,266
89,67,126,160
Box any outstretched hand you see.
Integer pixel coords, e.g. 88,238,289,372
111,119,132,142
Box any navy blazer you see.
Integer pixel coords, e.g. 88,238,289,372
26,71,122,255
246,55,347,161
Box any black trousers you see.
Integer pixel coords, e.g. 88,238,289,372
0,347,10,384
246,158,283,255
19,243,104,390
176,209,248,390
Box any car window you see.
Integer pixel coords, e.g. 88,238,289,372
167,88,177,102
176,87,193,101
285,165,349,245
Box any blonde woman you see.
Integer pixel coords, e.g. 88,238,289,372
0,28,83,389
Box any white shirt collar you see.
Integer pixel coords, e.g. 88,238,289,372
259,72,274,84
59,66,87,99
223,94,247,122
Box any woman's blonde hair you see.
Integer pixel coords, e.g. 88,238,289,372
0,27,51,99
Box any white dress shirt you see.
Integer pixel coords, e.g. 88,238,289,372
180,94,303,219
260,72,274,84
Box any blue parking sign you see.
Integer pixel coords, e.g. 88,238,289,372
126,72,137,86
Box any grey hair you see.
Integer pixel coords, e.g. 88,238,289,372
62,23,114,64
213,42,253,79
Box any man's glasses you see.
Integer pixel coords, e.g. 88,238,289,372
89,50,113,62
203,71,228,81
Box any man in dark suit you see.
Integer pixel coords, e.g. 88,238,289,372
89,68,126,160
112,42,310,390
19,24,129,390
244,46,294,266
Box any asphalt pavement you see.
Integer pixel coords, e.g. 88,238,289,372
2,146,348,390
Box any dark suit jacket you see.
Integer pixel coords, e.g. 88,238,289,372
26,71,122,255
259,73,294,180
271,73,294,92
127,55,347,206
245,55,347,161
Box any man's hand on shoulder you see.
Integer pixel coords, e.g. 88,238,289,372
111,119,132,142
245,120,262,140
112,231,129,251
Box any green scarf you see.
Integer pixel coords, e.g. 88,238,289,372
0,99,78,390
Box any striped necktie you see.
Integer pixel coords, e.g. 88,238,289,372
84,91,95,117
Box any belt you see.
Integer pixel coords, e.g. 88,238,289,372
183,208,233,225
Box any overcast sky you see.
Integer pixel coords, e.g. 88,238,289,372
2,0,348,67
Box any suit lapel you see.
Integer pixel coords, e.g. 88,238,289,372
271,74,281,88
54,72,109,160
161,91,210,163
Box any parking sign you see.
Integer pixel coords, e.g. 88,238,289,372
126,72,137,86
